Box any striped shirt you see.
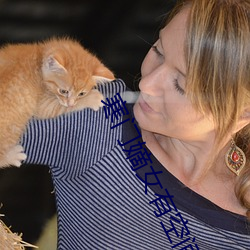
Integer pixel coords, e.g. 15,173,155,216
22,79,250,250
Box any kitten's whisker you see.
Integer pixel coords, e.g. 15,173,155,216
136,35,154,47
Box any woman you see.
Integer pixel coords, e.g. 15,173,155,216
21,0,249,249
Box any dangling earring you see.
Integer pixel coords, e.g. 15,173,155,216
225,139,246,176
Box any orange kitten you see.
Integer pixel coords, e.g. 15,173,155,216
0,38,115,168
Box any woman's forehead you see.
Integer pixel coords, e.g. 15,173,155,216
160,8,190,74
162,6,190,34
159,6,190,55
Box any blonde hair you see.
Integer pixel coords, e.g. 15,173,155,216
168,0,250,217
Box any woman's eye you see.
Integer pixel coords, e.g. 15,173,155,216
152,45,163,57
59,89,69,95
174,79,185,95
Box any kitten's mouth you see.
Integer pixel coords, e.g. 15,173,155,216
63,103,76,108
59,101,69,107
58,98,76,108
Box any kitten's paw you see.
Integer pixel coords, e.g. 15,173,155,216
6,145,27,167
89,90,104,111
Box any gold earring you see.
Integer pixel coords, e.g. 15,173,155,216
225,139,246,176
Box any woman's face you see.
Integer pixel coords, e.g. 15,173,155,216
133,8,215,142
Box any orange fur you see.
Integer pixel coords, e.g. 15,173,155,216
0,38,115,168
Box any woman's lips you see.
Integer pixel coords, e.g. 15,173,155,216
138,94,156,113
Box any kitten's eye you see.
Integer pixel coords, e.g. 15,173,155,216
59,89,69,95
78,91,87,97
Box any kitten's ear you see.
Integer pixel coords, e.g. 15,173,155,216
42,56,67,75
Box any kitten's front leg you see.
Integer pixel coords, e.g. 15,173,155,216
36,89,104,119
72,89,104,112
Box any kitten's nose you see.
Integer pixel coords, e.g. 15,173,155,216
67,99,75,107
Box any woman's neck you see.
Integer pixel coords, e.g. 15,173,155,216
141,129,218,183
141,129,247,216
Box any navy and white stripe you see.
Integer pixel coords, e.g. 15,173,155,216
21,79,250,249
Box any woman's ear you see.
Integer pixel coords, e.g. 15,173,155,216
233,109,250,133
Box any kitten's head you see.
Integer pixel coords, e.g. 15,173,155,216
41,38,114,108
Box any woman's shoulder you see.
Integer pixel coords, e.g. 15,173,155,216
98,78,127,99
21,79,129,168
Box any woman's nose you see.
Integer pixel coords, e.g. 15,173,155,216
139,64,165,96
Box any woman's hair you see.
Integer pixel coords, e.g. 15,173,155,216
168,0,250,217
